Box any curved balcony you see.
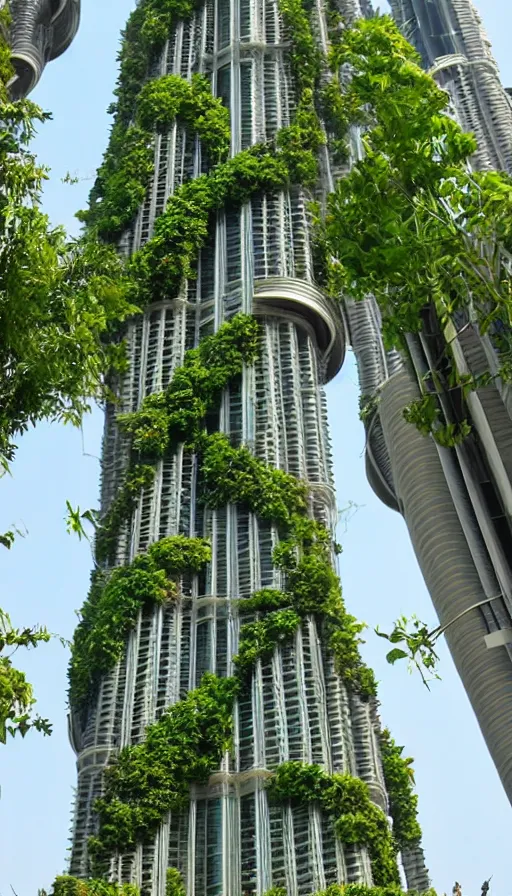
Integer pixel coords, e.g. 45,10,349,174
9,0,80,98
253,277,345,383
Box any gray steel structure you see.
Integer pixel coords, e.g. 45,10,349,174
5,0,80,97
65,0,431,894
348,0,512,806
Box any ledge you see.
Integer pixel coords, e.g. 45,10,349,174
253,277,345,383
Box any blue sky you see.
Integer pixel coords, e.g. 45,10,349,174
1,2,511,894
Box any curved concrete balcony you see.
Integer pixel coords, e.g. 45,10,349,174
9,0,80,98
253,277,345,383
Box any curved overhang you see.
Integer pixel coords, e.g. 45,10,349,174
253,277,345,383
9,0,80,98
365,433,400,513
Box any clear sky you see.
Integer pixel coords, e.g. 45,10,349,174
1,2,511,894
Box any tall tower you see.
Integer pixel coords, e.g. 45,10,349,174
7,0,80,98
65,0,428,894
349,0,512,806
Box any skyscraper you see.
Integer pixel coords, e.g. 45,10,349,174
349,0,512,806
7,0,80,98
65,0,429,894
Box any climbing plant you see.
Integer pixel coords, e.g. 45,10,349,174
379,729,422,852
88,673,238,869
94,464,156,565
69,536,211,714
267,761,400,886
117,313,261,456
79,74,230,239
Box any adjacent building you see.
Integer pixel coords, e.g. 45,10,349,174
7,0,80,98
349,0,512,805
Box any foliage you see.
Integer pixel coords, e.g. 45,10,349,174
0,91,136,465
325,15,512,444
165,868,186,896
379,729,422,850
267,761,400,886
80,74,230,239
65,502,99,543
95,465,156,565
0,608,52,743
234,608,302,679
118,314,261,455
69,536,211,713
50,877,138,896
375,615,441,689
88,674,238,868
402,395,472,448
198,433,308,528
128,145,290,305
273,517,377,698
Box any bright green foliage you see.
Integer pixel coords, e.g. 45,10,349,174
0,608,52,743
95,465,156,564
267,762,400,886
234,517,376,698
235,609,302,679
88,673,238,866
0,92,135,465
165,868,186,896
69,536,211,713
263,885,439,896
50,876,138,896
118,393,170,457
238,588,291,615
314,886,426,896
0,18,136,466
198,432,309,528
128,146,290,304
379,729,422,850
80,73,229,239
118,314,261,455
273,517,377,698
402,395,472,449
325,15,512,444
138,74,230,161
375,615,441,689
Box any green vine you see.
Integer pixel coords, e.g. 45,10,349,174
235,516,376,698
379,729,422,851
267,761,400,886
69,536,211,714
79,74,230,240
88,673,238,870
118,314,261,456
95,464,156,565
198,432,308,529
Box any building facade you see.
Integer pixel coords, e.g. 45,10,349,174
349,0,512,806
64,0,429,894
6,0,80,98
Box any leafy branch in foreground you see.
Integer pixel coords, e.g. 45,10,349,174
0,82,137,470
0,608,54,743
375,615,441,689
